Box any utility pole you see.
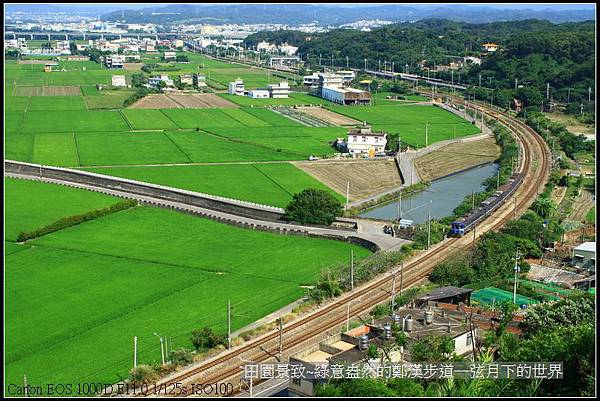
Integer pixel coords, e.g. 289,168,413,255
134,336,138,368
471,190,475,209
350,249,354,291
472,223,476,245
24,374,28,397
397,190,402,221
513,248,520,304
514,78,518,90
478,73,481,87
346,55,349,68
154,332,165,365
227,300,232,349
364,58,367,71
427,200,432,250
346,181,350,208
496,170,500,190
514,196,517,220
425,123,429,147
589,86,592,102
546,82,550,100
567,88,571,103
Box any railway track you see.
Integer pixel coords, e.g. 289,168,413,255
129,96,551,397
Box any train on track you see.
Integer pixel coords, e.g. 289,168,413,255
449,172,523,237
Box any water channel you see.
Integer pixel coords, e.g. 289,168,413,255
359,163,500,224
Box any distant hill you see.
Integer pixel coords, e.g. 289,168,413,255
99,4,596,25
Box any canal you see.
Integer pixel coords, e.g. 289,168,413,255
359,163,500,224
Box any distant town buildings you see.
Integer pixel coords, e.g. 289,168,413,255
481,42,499,52
267,81,290,98
228,78,245,96
111,75,127,87
148,75,174,89
103,55,124,69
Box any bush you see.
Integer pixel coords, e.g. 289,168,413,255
283,188,342,225
16,199,137,242
170,348,194,366
129,365,158,385
190,327,226,351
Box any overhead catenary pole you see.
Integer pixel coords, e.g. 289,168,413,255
346,181,350,208
278,318,283,362
472,190,475,209
346,303,350,331
227,300,232,349
134,336,138,368
400,261,404,295
350,249,354,291
513,248,520,304
427,200,432,249
391,269,397,311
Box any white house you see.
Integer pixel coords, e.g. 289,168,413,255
346,125,387,156
481,42,499,52
104,55,124,69
164,51,176,60
278,42,298,56
148,75,174,89
267,81,290,98
572,242,596,272
321,86,371,105
111,75,127,87
228,78,245,96
248,89,270,99
195,74,207,88
257,41,276,52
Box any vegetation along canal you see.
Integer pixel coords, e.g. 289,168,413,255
360,163,500,223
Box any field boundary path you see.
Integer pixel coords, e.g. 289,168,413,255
5,160,410,252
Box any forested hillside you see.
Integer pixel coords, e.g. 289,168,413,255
244,19,595,103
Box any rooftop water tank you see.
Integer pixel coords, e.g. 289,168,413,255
358,334,369,351
404,315,413,332
425,310,434,325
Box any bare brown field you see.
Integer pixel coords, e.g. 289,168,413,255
129,93,238,109
547,111,595,137
295,159,401,201
295,106,361,126
414,136,501,182
123,63,143,71
18,60,49,65
14,86,81,96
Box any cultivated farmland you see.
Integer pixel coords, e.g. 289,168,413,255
5,182,369,391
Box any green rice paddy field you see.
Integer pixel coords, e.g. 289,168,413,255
5,178,369,393
84,163,346,207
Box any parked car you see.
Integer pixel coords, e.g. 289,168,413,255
308,155,319,161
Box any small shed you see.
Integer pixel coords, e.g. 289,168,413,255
415,286,474,307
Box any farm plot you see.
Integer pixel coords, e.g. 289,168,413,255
168,93,239,108
32,132,80,167
162,108,248,129
27,95,87,111
75,131,190,166
121,109,179,130
128,93,182,109
85,162,343,207
165,131,298,162
21,110,129,133
242,108,304,126
83,89,136,110
414,136,501,182
14,85,82,96
295,160,402,201
5,177,121,241
5,131,33,162
6,204,369,390
205,67,290,89
295,106,362,126
208,126,346,157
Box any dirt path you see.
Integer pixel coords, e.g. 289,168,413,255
569,189,594,222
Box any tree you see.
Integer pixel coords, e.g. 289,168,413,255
410,335,456,362
283,188,342,225
530,196,557,218
129,365,158,385
367,343,380,359
190,327,225,351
